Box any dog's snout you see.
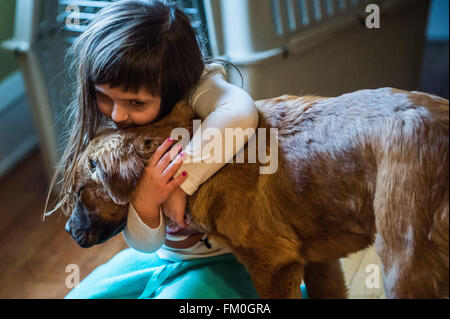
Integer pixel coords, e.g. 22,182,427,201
74,200,92,229
66,200,93,236
65,219,71,233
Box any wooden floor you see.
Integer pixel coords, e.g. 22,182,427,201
0,148,128,299
0,148,384,299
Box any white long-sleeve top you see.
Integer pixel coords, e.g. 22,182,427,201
122,64,259,261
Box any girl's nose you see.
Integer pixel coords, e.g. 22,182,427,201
111,103,128,123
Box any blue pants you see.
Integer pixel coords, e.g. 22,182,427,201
65,248,308,299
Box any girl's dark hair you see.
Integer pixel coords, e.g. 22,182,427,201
81,0,205,121
44,0,206,216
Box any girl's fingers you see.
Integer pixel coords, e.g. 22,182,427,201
155,143,183,173
161,152,186,183
167,170,189,192
149,137,175,167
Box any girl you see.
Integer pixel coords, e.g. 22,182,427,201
51,0,307,299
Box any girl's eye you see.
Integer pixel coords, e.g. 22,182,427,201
130,100,145,106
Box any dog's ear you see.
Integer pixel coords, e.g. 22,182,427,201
94,137,146,205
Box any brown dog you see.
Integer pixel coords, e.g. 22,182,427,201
61,88,449,299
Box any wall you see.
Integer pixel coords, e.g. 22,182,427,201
419,0,449,98
426,0,449,42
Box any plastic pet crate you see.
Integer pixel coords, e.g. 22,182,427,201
203,0,430,98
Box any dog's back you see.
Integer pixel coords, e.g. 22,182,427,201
255,88,449,298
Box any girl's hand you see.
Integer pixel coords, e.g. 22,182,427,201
131,137,188,227
162,186,188,228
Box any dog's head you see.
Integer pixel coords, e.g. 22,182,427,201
63,101,195,248
64,128,162,247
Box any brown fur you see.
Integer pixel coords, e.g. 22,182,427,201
63,88,449,298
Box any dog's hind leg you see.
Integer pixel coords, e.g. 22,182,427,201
374,212,449,299
231,240,305,298
373,123,449,298
304,260,348,299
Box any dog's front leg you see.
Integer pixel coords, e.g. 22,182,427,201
247,260,305,299
232,246,305,299
304,260,348,299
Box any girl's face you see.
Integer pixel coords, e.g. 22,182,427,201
95,84,161,128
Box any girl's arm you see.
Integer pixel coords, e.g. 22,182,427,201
123,138,188,253
161,70,259,225
176,71,259,195
124,69,259,251
123,203,166,253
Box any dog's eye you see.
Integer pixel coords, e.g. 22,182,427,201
89,158,97,171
